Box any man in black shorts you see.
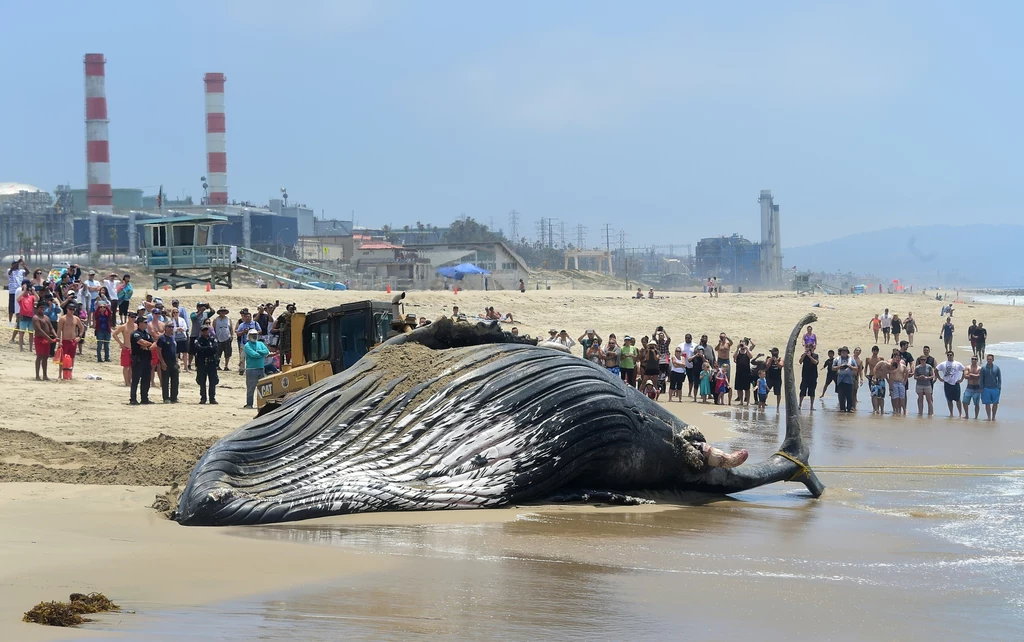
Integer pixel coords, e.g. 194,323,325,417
765,347,784,410
798,344,819,409
818,349,837,399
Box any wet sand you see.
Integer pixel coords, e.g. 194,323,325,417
1,288,1021,639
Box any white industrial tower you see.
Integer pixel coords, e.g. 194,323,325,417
758,190,783,287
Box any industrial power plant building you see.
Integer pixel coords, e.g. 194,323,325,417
694,190,785,289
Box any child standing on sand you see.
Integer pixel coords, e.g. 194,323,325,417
699,362,712,403
756,369,769,411
713,366,729,405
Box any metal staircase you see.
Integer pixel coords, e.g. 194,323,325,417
235,247,348,290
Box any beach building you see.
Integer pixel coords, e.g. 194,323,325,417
352,242,432,290
404,241,531,290
0,183,75,257
695,234,762,287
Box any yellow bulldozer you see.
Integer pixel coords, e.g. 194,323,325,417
255,297,397,414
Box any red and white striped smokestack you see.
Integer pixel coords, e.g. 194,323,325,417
84,53,112,214
204,73,228,205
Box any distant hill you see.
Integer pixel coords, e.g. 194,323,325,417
784,224,1024,287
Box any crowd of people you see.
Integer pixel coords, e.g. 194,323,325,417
8,259,1008,421
8,258,289,409
535,307,1004,421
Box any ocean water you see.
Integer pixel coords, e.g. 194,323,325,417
968,294,1021,306
84,361,1023,641
984,341,1024,362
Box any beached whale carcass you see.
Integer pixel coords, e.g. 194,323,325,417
176,314,824,526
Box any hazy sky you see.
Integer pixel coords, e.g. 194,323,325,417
2,1,1020,247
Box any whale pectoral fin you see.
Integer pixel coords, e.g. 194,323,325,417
544,490,655,506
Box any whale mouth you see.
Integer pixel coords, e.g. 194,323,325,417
177,316,823,527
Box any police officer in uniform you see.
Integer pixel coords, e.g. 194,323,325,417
129,314,155,405
192,322,219,404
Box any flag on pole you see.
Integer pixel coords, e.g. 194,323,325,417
157,186,164,216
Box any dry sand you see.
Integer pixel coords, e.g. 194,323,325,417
1,286,1020,638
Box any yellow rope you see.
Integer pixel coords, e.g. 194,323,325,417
816,469,1017,477
774,450,813,481
813,465,1024,470
771,456,1022,479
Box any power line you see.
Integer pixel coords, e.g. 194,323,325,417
575,224,587,249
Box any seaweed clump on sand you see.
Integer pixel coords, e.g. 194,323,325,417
23,593,120,627
150,482,181,519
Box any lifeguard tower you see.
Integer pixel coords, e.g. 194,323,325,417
142,214,235,290
792,272,812,295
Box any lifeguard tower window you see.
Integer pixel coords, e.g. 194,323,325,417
197,225,210,246
173,225,195,246
151,226,167,247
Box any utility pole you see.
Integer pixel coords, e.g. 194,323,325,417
603,224,612,253
536,218,546,246
558,220,566,249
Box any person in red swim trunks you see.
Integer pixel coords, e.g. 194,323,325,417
31,302,58,380
56,303,85,376
113,312,137,387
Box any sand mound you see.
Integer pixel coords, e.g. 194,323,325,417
0,429,215,486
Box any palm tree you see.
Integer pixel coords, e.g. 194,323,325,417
416,221,425,242
109,227,118,262
34,222,43,265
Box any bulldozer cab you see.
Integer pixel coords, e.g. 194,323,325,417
256,300,392,412
299,301,393,372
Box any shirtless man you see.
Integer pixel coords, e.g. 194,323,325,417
148,307,166,387
715,333,734,405
871,356,891,414
886,353,909,415
31,302,58,380
112,312,136,386
56,303,85,379
962,355,983,419
864,345,884,392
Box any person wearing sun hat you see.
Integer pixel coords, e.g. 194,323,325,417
234,308,260,374
213,306,233,371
